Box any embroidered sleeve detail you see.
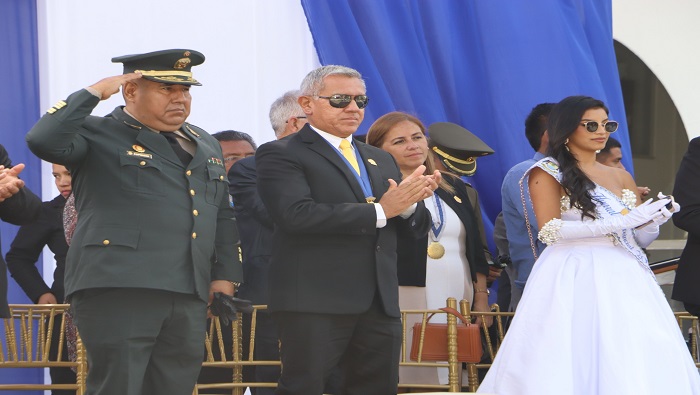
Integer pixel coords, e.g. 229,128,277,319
538,218,563,245
621,189,636,209
534,158,563,183
560,195,570,212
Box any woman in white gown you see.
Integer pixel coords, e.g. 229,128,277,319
478,96,700,394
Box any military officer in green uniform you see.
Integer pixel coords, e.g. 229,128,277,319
26,49,243,395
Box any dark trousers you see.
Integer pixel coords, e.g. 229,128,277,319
684,302,700,318
71,288,206,395
273,296,401,395
48,313,77,395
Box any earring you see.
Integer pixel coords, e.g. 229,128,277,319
564,138,570,152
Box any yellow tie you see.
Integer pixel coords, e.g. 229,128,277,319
339,139,360,174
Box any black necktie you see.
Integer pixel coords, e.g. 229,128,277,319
162,132,192,166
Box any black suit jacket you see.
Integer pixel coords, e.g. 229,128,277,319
672,137,700,305
228,157,274,304
397,175,490,286
256,125,430,317
6,194,68,303
0,144,42,317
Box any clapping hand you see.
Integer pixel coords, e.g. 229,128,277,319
0,163,26,202
378,165,440,218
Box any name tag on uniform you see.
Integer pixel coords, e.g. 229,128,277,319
127,151,153,159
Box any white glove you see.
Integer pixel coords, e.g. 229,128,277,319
539,198,671,245
634,192,680,248
645,192,679,227
634,224,659,248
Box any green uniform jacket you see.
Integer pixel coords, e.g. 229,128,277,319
26,89,242,302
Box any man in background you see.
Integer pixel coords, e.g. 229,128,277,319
596,136,650,197
499,103,553,310
226,90,308,394
672,137,700,316
213,130,256,173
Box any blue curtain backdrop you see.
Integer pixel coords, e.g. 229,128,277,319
0,0,42,390
301,0,630,256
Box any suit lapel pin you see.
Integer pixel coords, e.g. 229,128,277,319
132,145,145,153
454,196,462,203
367,159,377,166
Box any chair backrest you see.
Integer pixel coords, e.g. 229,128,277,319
0,304,86,394
194,305,280,395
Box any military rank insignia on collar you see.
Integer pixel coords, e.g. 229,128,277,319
208,157,224,167
185,125,201,138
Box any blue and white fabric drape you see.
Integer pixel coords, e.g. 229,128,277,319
2,0,626,387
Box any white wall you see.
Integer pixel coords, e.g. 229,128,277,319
36,0,319,183
613,0,700,139
34,0,319,308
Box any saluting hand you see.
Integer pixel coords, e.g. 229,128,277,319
88,72,143,100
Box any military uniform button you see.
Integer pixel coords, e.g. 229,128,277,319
139,161,146,166
192,232,197,239
190,189,195,196
103,240,110,245
186,170,192,176
193,209,199,216
219,175,224,181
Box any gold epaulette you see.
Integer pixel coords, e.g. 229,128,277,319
46,100,67,114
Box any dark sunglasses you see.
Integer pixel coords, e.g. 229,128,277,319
317,94,369,109
580,120,618,133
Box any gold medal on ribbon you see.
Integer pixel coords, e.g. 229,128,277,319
427,241,445,259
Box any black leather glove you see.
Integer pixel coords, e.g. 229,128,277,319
209,292,254,326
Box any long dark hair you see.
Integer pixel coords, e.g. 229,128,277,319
547,96,609,219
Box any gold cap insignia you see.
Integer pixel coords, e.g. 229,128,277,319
132,145,145,153
174,57,191,70
367,159,377,166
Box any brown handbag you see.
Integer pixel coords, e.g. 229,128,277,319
410,306,483,363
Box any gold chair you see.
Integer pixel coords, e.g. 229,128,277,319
461,303,513,392
193,305,280,395
400,297,476,393
0,304,86,393
675,312,700,367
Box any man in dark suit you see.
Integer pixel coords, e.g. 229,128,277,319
256,65,439,395
672,137,700,316
0,144,42,318
227,90,311,394
26,49,242,395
